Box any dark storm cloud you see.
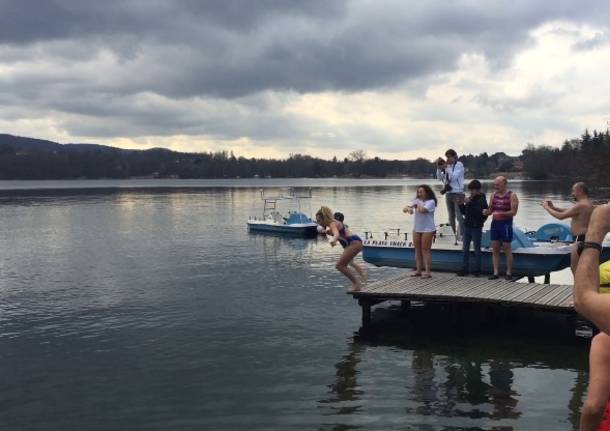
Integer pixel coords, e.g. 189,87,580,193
1,0,609,98
0,0,345,45
1,0,610,146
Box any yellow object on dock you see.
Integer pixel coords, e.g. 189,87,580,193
600,261,610,293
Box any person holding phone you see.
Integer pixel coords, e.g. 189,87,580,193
403,185,437,279
542,182,594,273
457,180,488,277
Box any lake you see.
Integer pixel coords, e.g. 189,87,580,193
0,178,593,430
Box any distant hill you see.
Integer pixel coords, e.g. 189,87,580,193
0,133,521,180
0,134,130,154
0,134,63,153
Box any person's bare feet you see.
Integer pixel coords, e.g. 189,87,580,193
348,282,362,292
421,273,432,279
410,272,422,277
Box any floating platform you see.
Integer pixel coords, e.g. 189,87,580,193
348,273,576,328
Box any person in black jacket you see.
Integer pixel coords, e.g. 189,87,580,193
457,180,488,276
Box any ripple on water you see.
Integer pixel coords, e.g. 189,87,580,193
0,182,588,431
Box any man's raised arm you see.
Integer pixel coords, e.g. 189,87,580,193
543,202,581,220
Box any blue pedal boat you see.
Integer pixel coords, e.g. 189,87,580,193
362,226,575,277
247,188,319,238
524,222,610,263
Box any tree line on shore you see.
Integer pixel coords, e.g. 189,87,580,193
521,129,610,185
0,129,607,184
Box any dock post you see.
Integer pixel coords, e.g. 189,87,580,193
544,273,550,284
527,276,535,283
359,298,372,329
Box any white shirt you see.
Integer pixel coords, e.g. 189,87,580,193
411,199,436,233
436,161,464,193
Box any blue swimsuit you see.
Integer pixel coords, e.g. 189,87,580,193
336,221,362,248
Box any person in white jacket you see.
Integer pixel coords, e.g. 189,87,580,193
436,149,465,241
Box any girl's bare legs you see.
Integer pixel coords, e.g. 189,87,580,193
349,260,367,282
336,241,364,290
421,232,434,276
412,231,423,275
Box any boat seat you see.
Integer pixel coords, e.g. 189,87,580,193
286,212,311,224
534,223,573,242
271,212,284,223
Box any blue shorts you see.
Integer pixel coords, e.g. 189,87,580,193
490,219,513,243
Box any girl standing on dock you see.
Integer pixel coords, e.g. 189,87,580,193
403,185,437,279
316,206,366,291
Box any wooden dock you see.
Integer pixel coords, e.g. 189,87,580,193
348,273,576,328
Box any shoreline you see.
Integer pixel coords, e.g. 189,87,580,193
0,172,532,182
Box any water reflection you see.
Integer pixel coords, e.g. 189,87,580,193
0,180,595,430
321,309,588,430
319,339,365,431
568,370,588,430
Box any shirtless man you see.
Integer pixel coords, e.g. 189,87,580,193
573,203,610,431
542,182,594,273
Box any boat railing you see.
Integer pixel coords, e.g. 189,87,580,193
259,187,313,218
259,187,312,201
365,223,460,241
364,228,409,241
287,187,313,199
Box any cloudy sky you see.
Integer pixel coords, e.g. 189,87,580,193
1,0,610,160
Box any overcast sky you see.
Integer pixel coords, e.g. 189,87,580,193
1,0,610,159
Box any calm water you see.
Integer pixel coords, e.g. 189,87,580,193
0,179,593,430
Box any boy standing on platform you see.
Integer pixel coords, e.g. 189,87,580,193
457,180,488,277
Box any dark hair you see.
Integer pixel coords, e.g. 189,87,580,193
416,184,437,205
468,179,482,190
445,149,458,158
333,212,344,222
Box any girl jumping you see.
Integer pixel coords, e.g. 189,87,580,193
316,206,366,291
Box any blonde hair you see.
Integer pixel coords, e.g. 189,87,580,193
316,206,334,227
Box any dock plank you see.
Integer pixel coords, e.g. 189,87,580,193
520,284,563,306
352,272,575,312
503,283,549,303
554,291,575,308
542,285,573,306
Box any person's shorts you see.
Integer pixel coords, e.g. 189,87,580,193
490,219,513,243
